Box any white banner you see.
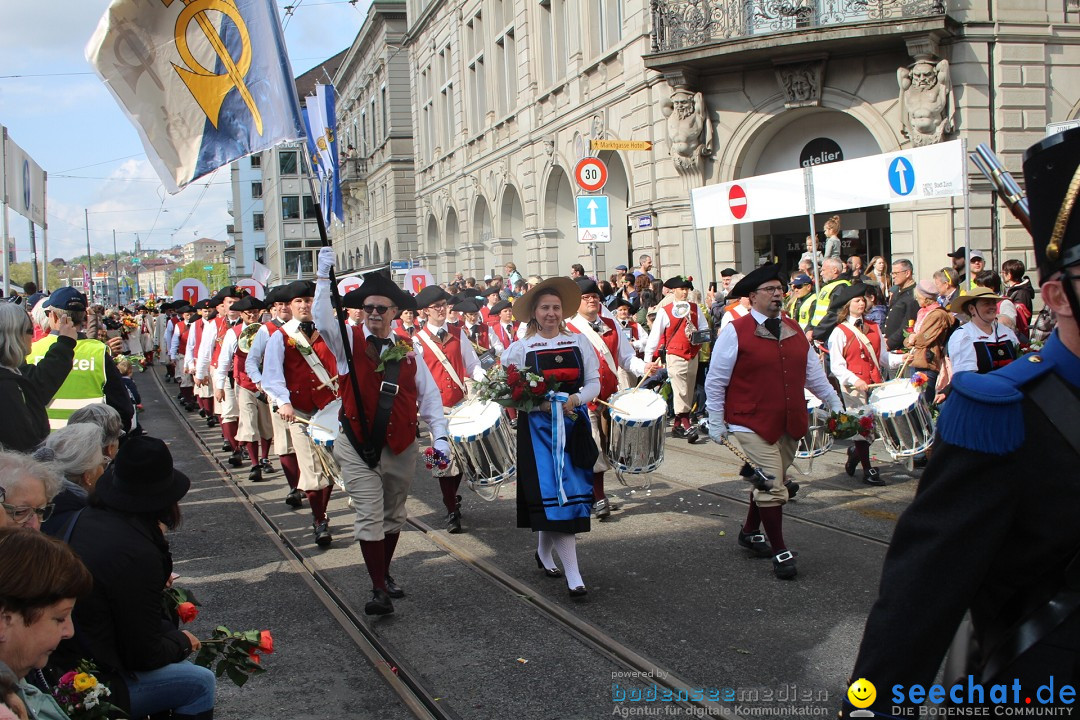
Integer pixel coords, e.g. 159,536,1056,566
172,278,208,304
692,169,806,229
2,127,46,226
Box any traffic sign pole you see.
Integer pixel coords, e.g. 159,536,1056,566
804,168,821,294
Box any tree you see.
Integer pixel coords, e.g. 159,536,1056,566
8,262,61,290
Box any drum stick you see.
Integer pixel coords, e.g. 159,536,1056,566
595,398,631,415
634,362,663,391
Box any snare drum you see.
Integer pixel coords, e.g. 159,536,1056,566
447,399,516,501
605,389,667,486
869,380,935,458
797,390,833,459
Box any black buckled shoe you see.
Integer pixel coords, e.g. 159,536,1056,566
785,480,800,499
863,468,886,486
206,416,218,427
285,489,304,508
314,520,332,547
446,510,462,534
593,498,611,519
198,408,207,418
260,458,276,473
221,439,232,453
365,588,394,615
248,465,268,483
845,445,858,477
773,550,798,580
685,426,701,444
738,530,773,558
671,424,688,439
534,553,562,578
227,451,245,468
384,574,405,599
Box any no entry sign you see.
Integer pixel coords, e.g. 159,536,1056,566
728,184,748,220
574,157,608,192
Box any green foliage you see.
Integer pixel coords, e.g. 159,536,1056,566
174,261,230,289
8,261,61,289
193,625,272,688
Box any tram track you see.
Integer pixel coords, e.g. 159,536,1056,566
152,369,734,719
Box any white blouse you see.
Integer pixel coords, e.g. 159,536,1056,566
501,332,601,405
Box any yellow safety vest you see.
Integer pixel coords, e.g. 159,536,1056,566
27,335,108,430
809,279,851,327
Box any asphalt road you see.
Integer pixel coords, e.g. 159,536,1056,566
133,364,922,720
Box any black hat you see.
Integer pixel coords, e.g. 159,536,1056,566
828,282,869,311
728,264,785,299
217,285,243,299
720,268,737,278
610,297,635,311
175,304,195,314
490,300,512,315
232,295,266,312
264,285,287,304
1024,127,1080,282
280,280,316,302
342,271,416,311
574,277,602,297
455,298,481,313
663,276,693,290
481,285,501,297
194,299,213,310
43,287,88,312
94,436,190,514
946,246,967,259
414,285,455,309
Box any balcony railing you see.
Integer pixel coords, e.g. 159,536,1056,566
650,0,945,51
340,156,368,184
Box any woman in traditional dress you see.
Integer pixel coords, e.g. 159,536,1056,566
501,278,600,597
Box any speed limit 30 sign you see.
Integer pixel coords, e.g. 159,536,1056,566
574,157,608,192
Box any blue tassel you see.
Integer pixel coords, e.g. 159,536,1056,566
937,372,1025,455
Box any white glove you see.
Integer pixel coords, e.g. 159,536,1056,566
708,412,729,444
434,438,451,457
828,398,844,413
811,407,831,424
316,246,336,279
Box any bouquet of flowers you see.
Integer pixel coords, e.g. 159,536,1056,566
825,407,876,440
193,627,274,688
422,446,452,476
909,371,929,390
474,364,558,412
50,660,125,720
121,316,138,337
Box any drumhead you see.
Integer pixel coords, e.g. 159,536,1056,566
609,389,667,423
869,381,918,415
309,398,342,444
804,388,823,410
448,399,503,440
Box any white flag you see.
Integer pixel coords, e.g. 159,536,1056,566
251,260,272,286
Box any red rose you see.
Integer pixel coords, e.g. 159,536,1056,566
258,630,274,654
505,367,521,385
859,416,874,430
248,650,261,665
511,385,525,401
827,419,837,431
177,602,198,624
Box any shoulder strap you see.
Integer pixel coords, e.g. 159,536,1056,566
571,318,618,376
283,322,339,395
847,323,882,374
417,331,466,394
62,508,86,544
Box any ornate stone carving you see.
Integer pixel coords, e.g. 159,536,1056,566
774,60,824,108
661,88,713,172
898,57,954,147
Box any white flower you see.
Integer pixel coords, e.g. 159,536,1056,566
529,380,537,387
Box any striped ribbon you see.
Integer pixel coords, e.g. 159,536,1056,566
548,391,570,506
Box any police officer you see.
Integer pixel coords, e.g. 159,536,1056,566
846,126,1080,714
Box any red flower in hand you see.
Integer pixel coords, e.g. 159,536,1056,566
258,630,274,654
505,365,521,386
529,381,546,395
859,415,874,430
511,385,525,401
827,418,837,431
177,602,198,624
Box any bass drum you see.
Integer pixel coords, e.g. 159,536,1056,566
447,399,516,501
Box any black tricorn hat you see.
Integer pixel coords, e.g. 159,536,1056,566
342,272,416,311
174,304,195,314
455,297,481,313
193,299,212,310
232,295,266,312
829,282,869,312
480,284,501,297
94,436,190,514
490,300,512,315
264,285,287,304
663,276,693,290
414,285,456,309
720,267,737,277
280,280,316,302
1024,126,1080,282
728,264,785,299
609,297,635,311
574,277,602,297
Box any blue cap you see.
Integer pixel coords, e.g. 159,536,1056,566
791,273,813,287
615,264,628,271
43,287,88,311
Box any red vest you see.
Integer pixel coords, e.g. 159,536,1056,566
492,321,519,349
281,330,340,414
177,322,190,354
838,322,884,385
569,316,620,401
392,320,419,342
725,314,810,444
339,326,419,455
211,317,230,368
231,325,258,392
481,305,500,327
463,322,490,349
192,318,207,356
417,326,467,407
662,303,703,359
264,320,283,336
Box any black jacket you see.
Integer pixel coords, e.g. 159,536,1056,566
0,335,75,452
1006,278,1035,314
884,283,920,351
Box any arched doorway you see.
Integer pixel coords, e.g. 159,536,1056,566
372,242,381,266
543,167,576,277
383,239,391,267
425,215,439,270
472,196,493,279
594,151,631,280
444,208,459,278
499,185,524,269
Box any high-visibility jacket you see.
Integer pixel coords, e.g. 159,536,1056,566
27,335,108,429
809,279,850,327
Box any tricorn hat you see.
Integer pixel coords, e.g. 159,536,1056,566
1024,126,1080,281
414,285,456,309
829,282,870,312
231,295,266,312
728,264,785,299
663,276,693,290
574,277,602,297
280,280,316,302
342,271,416,311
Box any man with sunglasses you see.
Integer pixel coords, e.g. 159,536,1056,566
847,127,1080,715
705,264,842,581
412,286,488,534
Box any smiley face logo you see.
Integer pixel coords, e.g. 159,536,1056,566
847,678,876,709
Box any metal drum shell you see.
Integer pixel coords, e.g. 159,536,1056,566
869,383,935,458
447,401,517,499
605,389,666,474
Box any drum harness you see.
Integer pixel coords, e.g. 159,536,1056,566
340,334,404,470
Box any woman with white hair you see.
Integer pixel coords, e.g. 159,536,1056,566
38,424,107,538
0,303,77,453
68,403,124,460
0,451,63,531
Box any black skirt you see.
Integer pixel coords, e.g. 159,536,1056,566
516,410,592,534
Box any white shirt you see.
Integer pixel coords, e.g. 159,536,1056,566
195,316,223,380
412,321,488,384
489,323,518,355
244,322,280,388
947,321,1019,375
312,278,447,439
719,303,750,332
643,302,710,362
827,317,893,390
501,332,601,405
566,313,646,378
213,325,241,388
705,308,842,432
616,318,646,353
183,319,201,371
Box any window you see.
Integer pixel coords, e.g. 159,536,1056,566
540,0,568,87
252,213,264,231
371,97,378,147
591,0,622,54
251,181,262,198
302,195,316,219
420,67,434,161
250,155,261,168
281,196,300,220
285,251,314,276
361,109,368,156
466,13,487,133
495,25,515,117
437,45,455,149
279,150,298,175
381,85,388,138
254,246,265,263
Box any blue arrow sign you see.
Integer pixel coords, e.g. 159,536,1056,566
576,195,609,229
888,157,915,196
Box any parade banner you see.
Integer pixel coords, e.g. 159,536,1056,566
236,278,265,300
172,278,208,304
86,0,305,192
403,268,434,295
692,168,806,229
337,275,361,296
302,84,343,226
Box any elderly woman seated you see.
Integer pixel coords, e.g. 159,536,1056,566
37,424,107,538
67,403,123,461
0,452,62,532
0,526,94,720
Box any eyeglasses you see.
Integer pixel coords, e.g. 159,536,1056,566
2,502,55,525
362,304,396,315
754,285,785,294
429,302,448,310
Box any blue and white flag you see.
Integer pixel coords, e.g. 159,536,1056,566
301,84,343,226
86,0,305,193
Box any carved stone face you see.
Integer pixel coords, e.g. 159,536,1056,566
673,97,694,119
788,73,813,101
912,63,937,89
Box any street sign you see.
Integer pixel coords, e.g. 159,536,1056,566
576,195,611,244
337,276,362,295
574,157,608,192
728,184,748,220
887,157,915,196
591,139,653,152
390,260,411,270
172,278,208,303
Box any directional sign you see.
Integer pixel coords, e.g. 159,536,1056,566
576,195,611,244
203,265,214,271
574,157,608,192
390,260,411,270
888,157,915,196
591,139,653,152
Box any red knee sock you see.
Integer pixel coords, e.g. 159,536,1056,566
359,539,387,591
758,505,787,553
260,438,271,460
305,486,332,523
384,532,400,573
279,454,299,490
742,495,761,534
245,441,259,466
855,441,872,471
592,472,606,502
438,475,461,513
199,397,211,414
222,421,239,451
182,387,196,403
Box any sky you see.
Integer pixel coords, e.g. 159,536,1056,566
0,0,368,266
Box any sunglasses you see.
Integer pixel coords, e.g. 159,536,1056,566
362,304,396,315
2,502,55,525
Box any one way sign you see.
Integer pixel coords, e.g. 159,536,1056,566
576,195,611,244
